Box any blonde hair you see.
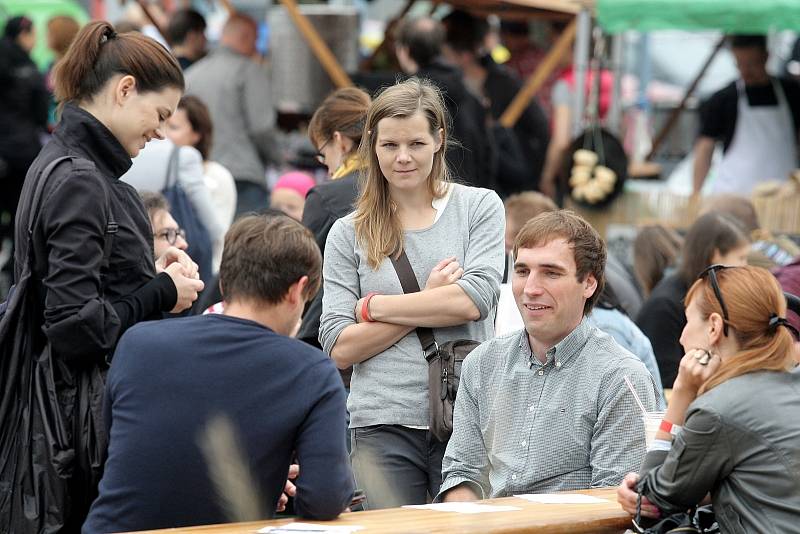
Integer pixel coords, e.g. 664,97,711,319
504,191,557,232
354,78,450,269
685,266,795,394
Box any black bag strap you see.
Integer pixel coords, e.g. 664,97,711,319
389,250,437,355
26,156,76,239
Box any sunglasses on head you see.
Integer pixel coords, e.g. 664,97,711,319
697,264,731,336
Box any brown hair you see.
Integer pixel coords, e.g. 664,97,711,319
514,210,606,315
140,191,170,218
178,95,213,160
679,212,749,285
504,191,557,233
700,194,760,235
354,78,450,269
53,20,183,107
308,87,371,151
633,224,684,297
220,214,321,305
47,15,80,58
685,266,795,394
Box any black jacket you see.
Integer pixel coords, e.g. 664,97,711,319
417,60,496,190
0,38,48,167
635,273,688,388
482,56,550,196
14,104,177,364
298,171,359,386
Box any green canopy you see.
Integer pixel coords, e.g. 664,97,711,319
0,0,88,70
597,0,800,34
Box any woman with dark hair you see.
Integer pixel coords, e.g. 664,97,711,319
636,213,749,388
2,20,203,531
619,266,800,532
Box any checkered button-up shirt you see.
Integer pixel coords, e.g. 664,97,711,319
437,319,660,500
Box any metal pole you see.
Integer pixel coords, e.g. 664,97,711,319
571,8,591,138
607,32,624,135
278,0,353,89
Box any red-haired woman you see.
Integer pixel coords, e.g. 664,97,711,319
618,266,800,533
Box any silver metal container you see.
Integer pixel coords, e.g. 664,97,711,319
269,4,359,114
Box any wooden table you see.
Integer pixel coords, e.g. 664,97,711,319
126,488,631,534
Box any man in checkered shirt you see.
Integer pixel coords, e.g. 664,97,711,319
437,210,660,501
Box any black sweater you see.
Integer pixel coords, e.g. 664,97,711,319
635,273,689,388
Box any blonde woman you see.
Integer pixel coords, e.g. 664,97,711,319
319,78,505,509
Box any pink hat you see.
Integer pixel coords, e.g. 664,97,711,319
273,171,316,199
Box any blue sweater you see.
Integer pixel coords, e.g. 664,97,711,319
83,314,353,533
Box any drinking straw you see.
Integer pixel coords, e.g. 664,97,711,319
623,375,648,415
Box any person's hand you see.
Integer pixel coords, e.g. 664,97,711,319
165,262,204,313
425,257,464,290
672,348,722,397
540,177,556,199
155,246,199,280
617,473,660,518
276,464,300,512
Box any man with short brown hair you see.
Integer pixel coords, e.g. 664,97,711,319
84,214,353,533
438,210,659,502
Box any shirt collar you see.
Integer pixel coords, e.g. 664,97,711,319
517,318,592,369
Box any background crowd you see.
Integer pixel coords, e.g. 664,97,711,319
0,3,799,534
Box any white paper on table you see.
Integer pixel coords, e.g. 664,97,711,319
514,493,609,504
402,502,522,514
257,523,364,533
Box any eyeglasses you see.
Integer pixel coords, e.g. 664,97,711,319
315,139,330,165
698,264,731,336
154,227,186,245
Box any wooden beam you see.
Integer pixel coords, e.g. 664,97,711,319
647,35,725,160
278,0,352,89
499,17,576,128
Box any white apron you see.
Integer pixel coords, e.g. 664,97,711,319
714,79,798,195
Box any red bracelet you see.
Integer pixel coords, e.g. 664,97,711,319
361,292,379,322
659,419,682,436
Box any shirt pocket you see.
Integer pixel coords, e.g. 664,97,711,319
537,402,591,478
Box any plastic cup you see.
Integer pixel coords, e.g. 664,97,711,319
642,411,666,449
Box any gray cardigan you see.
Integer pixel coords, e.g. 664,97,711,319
638,370,800,534
319,183,505,428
